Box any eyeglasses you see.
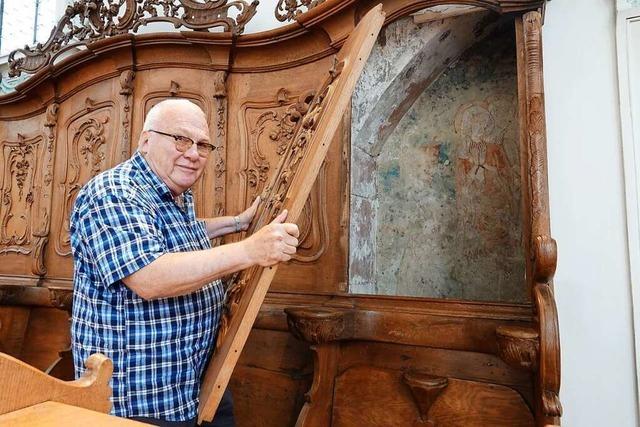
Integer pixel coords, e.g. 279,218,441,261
148,129,216,157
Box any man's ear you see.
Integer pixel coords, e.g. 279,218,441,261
138,130,150,153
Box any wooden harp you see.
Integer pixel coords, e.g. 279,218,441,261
198,4,386,422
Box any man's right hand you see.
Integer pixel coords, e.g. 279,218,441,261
243,210,300,267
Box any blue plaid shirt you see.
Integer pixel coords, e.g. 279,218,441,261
70,151,224,421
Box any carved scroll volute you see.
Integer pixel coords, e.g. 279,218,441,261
119,70,135,161
535,283,562,418
6,0,258,80
213,71,228,218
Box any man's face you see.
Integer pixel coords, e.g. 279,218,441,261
140,104,210,196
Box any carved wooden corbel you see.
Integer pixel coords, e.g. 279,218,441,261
495,325,539,371
285,307,347,427
402,370,449,426
48,288,73,314
285,307,346,344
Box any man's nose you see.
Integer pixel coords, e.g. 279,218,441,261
183,143,200,160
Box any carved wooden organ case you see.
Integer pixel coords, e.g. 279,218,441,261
0,0,560,426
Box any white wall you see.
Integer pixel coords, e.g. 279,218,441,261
544,0,639,425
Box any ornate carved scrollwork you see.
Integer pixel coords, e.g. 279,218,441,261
30,103,60,276
240,88,327,262
216,57,344,349
6,0,259,80
56,107,112,257
213,71,228,217
119,70,135,162
0,134,45,258
275,0,326,22
243,89,315,201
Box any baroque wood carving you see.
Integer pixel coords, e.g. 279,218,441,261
213,71,228,217
496,325,539,371
275,0,545,23
239,89,329,262
119,70,135,162
32,103,59,276
55,101,114,257
198,6,386,422
521,10,561,424
0,124,54,275
5,0,258,80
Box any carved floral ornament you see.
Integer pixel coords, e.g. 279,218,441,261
5,0,258,80
275,0,325,22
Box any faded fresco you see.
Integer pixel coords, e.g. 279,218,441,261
350,16,527,302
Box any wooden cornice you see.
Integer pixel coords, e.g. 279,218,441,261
0,0,546,106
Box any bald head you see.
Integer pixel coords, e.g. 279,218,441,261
138,98,211,196
142,99,207,133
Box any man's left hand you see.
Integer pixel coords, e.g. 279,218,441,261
238,197,260,231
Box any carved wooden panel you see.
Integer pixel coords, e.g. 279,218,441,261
0,109,56,279
55,100,115,258
238,89,329,263
332,366,534,427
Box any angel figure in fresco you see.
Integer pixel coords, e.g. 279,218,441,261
453,97,520,287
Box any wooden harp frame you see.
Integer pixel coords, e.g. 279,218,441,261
198,4,386,422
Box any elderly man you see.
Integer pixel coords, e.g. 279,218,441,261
70,99,299,426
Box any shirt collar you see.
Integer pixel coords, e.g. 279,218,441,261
130,151,193,201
